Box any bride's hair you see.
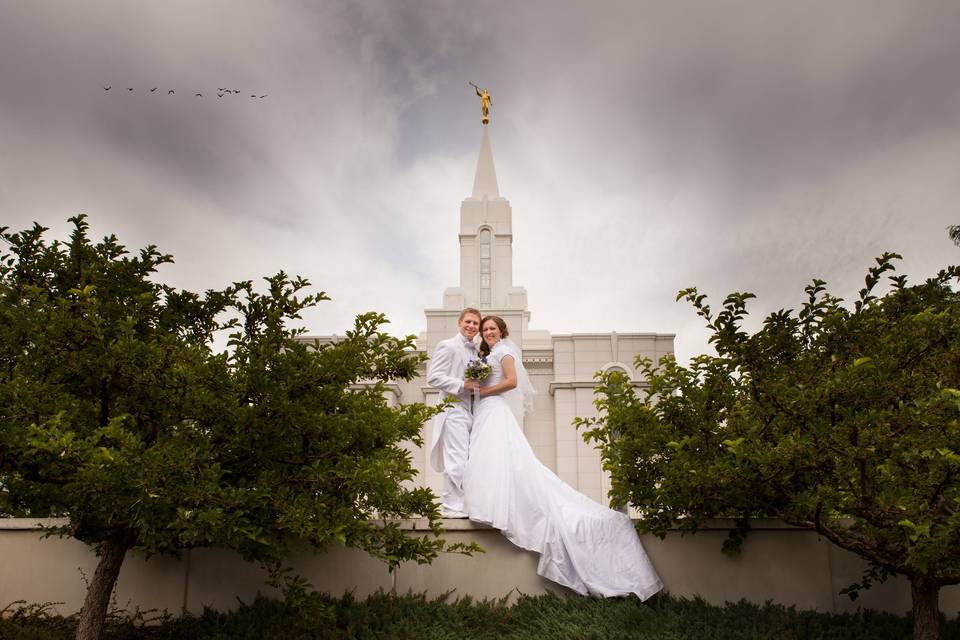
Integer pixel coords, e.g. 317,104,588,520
479,315,509,357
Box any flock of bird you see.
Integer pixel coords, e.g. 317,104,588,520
103,86,267,98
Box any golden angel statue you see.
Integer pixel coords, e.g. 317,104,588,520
469,83,491,124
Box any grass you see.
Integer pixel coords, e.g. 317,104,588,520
2,591,958,639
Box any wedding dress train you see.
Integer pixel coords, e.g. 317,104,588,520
462,340,662,599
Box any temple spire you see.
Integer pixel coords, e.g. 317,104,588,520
471,125,500,199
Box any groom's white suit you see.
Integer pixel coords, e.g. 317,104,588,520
427,331,477,516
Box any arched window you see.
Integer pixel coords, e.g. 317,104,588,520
602,363,630,381
479,228,491,306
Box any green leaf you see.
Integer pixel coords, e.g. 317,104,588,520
0,217,454,629
582,251,960,621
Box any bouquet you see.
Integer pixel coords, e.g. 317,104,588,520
465,357,492,381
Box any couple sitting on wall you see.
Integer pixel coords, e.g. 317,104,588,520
426,308,662,599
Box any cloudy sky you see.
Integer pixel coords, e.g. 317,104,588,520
2,1,959,364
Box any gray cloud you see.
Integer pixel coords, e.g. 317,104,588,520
2,0,959,363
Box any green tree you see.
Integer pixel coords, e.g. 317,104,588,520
578,254,960,640
0,216,465,640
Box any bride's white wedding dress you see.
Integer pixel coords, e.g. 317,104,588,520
463,340,662,599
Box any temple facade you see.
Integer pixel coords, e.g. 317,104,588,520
313,125,675,505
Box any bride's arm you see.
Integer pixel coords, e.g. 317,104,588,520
478,354,518,397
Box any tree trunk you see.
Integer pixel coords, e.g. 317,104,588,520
75,534,130,640
911,575,941,640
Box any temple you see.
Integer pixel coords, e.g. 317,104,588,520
310,123,675,504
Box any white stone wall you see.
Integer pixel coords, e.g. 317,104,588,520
548,333,674,503
6,518,960,617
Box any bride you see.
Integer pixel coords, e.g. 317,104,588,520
462,315,662,600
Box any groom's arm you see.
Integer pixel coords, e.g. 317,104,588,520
427,341,464,396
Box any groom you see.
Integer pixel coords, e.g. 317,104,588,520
426,307,482,518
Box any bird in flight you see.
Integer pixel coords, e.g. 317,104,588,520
101,85,269,101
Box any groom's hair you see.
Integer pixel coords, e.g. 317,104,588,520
459,307,481,322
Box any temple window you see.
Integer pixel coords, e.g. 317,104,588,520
479,228,492,305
